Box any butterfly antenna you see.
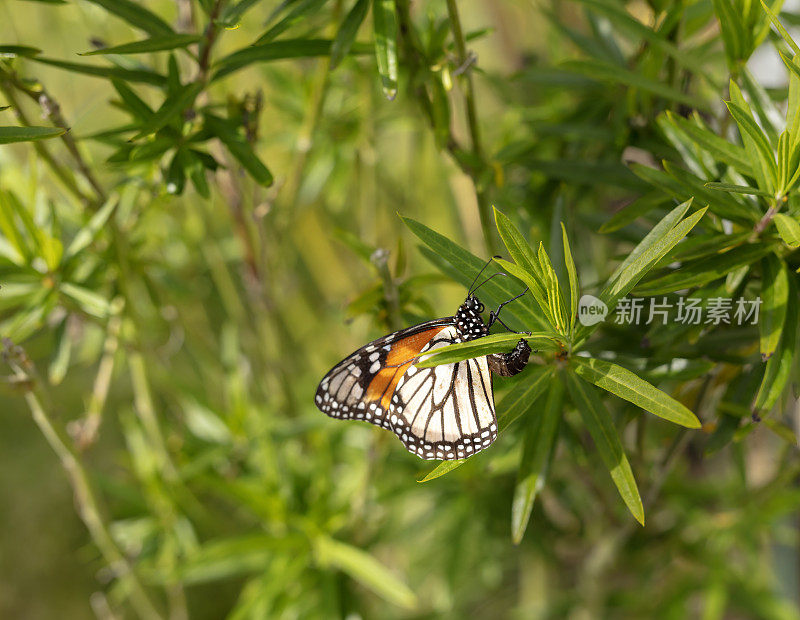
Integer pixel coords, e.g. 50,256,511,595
468,255,502,295
471,271,511,296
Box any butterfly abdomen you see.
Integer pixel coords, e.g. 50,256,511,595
488,338,531,377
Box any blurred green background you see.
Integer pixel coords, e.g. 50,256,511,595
1,0,800,618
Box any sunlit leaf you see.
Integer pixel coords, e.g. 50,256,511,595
372,0,398,99
0,125,65,144
572,356,701,428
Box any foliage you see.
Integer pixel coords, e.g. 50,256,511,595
1,0,800,618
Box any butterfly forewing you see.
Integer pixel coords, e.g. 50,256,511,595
315,320,499,460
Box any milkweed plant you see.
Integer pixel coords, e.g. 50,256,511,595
1,0,799,617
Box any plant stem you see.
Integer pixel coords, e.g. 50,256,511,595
6,356,164,620
197,0,224,81
0,73,96,208
0,68,107,207
445,0,495,254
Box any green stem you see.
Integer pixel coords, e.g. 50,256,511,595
0,68,107,207
7,358,165,620
0,74,96,208
445,0,495,254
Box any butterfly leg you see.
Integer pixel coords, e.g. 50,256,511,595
487,338,531,377
487,287,531,335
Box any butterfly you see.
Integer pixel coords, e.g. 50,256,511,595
315,263,531,461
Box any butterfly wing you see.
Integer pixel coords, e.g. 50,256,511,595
315,322,498,460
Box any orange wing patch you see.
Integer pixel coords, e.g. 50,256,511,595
366,326,447,409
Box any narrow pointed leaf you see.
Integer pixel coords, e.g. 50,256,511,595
561,223,578,333
30,57,167,86
598,204,706,313
0,126,65,144
402,216,546,330
205,114,273,186
774,213,800,248
512,377,563,543
132,81,203,139
83,0,174,36
81,34,201,56
753,277,798,413
565,372,644,525
331,0,370,69
416,332,558,368
372,0,398,99
572,357,701,428
212,39,371,81
634,243,771,296
759,254,789,360
314,536,417,610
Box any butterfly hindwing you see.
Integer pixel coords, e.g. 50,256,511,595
316,322,499,460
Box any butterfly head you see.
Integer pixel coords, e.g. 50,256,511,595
455,295,488,341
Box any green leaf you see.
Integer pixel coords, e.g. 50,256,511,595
314,536,417,610
0,190,39,258
402,216,546,331
132,81,203,139
561,223,578,333
565,372,644,525
331,0,370,70
205,114,273,186
704,182,772,197
83,0,174,37
511,377,563,543
783,52,800,152
726,89,777,191
713,0,747,65
59,283,111,318
760,0,800,55
0,45,41,58
0,126,65,144
30,57,167,86
212,39,371,81
753,276,798,413
574,0,718,87
537,243,568,333
255,0,329,44
493,257,556,329
80,34,202,56
521,158,647,190
0,192,31,262
493,207,552,325
572,357,701,428
112,79,155,121
372,0,398,99
497,365,554,432
632,164,756,224
417,459,467,482
599,192,667,234
561,58,711,111
634,243,771,296
759,254,789,360
774,213,800,248
165,148,187,195
183,400,232,444
664,111,753,176
598,202,706,314
48,317,72,386
416,333,558,368
174,535,278,584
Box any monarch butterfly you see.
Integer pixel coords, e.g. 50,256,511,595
315,265,531,460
